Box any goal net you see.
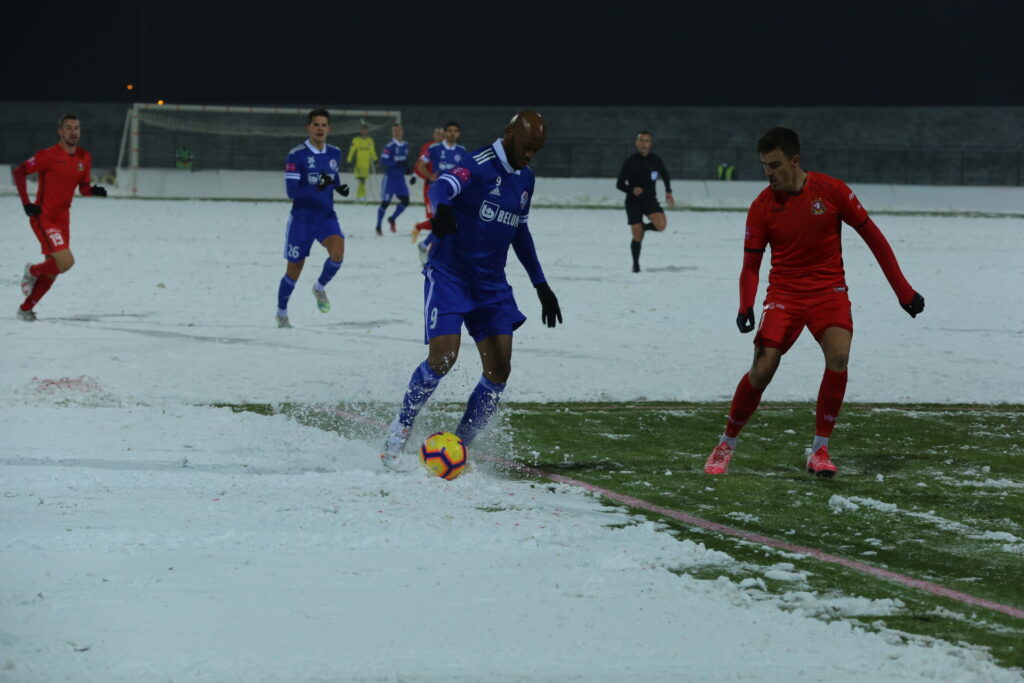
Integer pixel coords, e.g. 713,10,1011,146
117,103,401,194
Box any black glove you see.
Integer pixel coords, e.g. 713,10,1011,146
316,172,333,191
901,292,925,318
90,185,107,197
535,282,562,328
736,307,755,333
23,203,41,217
409,176,417,185
431,204,457,237
335,184,350,197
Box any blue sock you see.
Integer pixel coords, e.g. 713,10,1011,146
277,275,297,311
456,375,506,446
389,201,408,222
397,360,444,429
376,205,386,229
317,259,342,288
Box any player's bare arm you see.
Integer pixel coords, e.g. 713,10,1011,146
414,157,435,182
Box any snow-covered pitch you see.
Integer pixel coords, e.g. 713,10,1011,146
1,196,1022,682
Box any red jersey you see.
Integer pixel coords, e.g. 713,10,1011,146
18,144,93,221
744,171,868,296
415,140,434,180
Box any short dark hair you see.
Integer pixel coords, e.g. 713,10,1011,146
58,113,79,127
636,130,652,138
443,120,460,130
757,127,800,157
308,108,330,124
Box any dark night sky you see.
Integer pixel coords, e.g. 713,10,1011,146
3,1,1022,107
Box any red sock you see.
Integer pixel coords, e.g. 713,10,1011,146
724,373,765,438
815,369,848,437
22,275,56,311
415,219,432,232
31,260,61,278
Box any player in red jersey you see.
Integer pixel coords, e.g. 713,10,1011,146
13,114,107,320
410,126,443,243
704,127,925,478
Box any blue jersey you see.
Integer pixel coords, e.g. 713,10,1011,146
422,141,469,178
380,138,410,180
427,139,546,292
284,141,342,221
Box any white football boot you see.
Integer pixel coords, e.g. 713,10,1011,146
380,416,416,472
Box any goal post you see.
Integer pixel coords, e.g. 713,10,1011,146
117,103,401,197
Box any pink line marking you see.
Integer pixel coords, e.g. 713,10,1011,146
327,407,385,428
326,407,1024,620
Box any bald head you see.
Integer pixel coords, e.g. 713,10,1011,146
502,110,546,170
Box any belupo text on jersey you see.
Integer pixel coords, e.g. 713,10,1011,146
480,202,520,227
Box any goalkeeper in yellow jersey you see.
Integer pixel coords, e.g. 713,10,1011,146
346,124,378,202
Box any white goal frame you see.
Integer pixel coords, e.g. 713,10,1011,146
118,103,402,197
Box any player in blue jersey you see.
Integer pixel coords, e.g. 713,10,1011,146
277,109,350,328
381,111,562,470
411,122,467,246
413,121,467,194
375,123,412,235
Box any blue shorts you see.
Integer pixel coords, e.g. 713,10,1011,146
422,266,526,344
381,174,409,203
284,215,344,262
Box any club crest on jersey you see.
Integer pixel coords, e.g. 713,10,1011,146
520,191,529,210
77,162,85,172
330,159,338,170
810,198,827,215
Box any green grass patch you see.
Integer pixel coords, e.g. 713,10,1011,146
223,400,1024,670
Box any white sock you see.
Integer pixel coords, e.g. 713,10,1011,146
721,434,738,449
811,435,829,453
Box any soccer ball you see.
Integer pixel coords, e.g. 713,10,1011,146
419,431,468,480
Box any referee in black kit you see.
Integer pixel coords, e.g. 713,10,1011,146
616,131,675,272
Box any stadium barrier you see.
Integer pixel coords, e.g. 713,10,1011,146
2,165,1022,215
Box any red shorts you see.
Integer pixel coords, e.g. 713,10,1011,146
753,291,853,354
30,215,70,255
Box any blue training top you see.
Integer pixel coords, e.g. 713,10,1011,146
380,138,410,181
422,141,469,178
427,139,546,292
284,140,342,221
